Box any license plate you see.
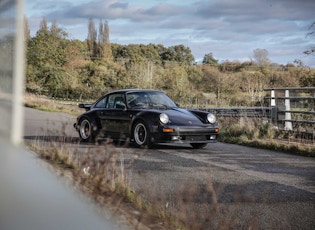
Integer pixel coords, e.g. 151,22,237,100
186,136,206,141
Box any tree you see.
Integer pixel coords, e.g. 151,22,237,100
304,22,315,56
239,71,269,106
87,18,97,59
202,52,218,65
97,20,104,59
39,17,48,31
103,21,113,61
26,18,69,96
201,65,230,105
24,16,30,41
252,48,270,66
161,45,195,65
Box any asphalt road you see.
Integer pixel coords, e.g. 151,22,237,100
23,107,315,230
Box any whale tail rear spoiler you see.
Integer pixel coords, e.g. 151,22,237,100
78,103,92,111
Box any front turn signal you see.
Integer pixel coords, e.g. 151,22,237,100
163,128,175,133
215,128,219,133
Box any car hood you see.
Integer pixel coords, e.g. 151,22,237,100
164,108,204,126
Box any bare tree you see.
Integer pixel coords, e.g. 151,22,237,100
37,17,48,36
304,22,315,56
87,18,97,59
103,21,113,61
98,20,104,58
96,20,113,60
252,48,270,66
241,71,269,105
24,16,30,41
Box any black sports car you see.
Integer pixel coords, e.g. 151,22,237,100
74,89,219,148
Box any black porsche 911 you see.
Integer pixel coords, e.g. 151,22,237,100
74,89,219,148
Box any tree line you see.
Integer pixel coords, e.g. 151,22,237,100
23,18,315,107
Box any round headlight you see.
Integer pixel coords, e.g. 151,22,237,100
159,113,169,124
207,113,216,124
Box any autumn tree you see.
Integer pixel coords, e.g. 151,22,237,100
26,18,69,96
200,65,231,106
239,71,269,106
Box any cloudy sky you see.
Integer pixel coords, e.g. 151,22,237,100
26,0,314,66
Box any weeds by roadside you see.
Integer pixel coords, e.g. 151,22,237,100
24,93,82,115
28,137,265,230
26,133,185,229
218,117,315,157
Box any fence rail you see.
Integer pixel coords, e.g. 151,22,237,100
201,107,272,118
201,87,314,132
44,87,314,130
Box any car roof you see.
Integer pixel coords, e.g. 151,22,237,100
103,89,163,96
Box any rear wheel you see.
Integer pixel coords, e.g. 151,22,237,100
78,118,95,142
133,121,152,148
190,143,207,149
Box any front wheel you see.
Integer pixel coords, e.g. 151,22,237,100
133,121,152,148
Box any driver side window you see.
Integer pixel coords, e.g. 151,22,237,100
106,93,125,109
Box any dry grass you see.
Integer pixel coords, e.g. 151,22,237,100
24,93,83,115
27,132,265,230
26,134,181,229
218,117,315,157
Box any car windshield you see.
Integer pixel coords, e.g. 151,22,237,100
126,91,177,109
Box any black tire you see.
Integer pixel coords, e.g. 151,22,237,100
78,118,95,142
190,143,207,149
132,121,152,148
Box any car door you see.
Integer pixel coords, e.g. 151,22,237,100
96,93,130,138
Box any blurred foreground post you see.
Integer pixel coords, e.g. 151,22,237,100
10,0,25,145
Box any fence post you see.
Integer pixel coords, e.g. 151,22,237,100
270,89,277,124
284,90,292,130
270,89,276,106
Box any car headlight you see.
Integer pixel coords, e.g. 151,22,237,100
207,113,216,124
159,113,169,124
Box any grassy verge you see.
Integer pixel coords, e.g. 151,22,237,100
24,93,83,115
217,117,315,157
26,138,184,229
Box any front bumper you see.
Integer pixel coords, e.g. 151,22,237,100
150,125,219,144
